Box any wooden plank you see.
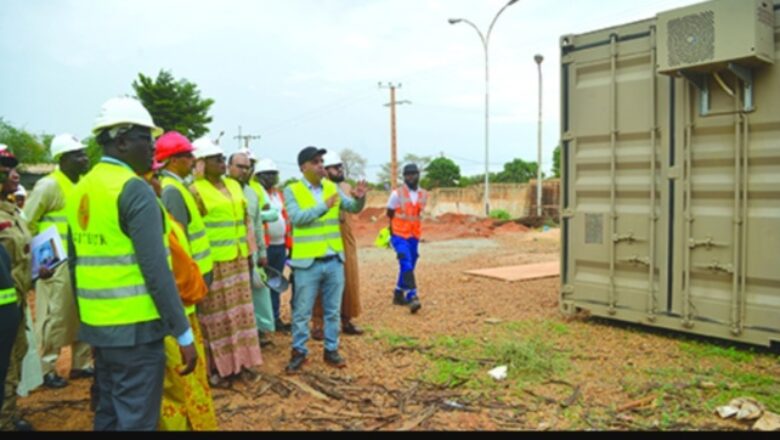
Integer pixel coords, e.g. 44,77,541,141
464,261,559,282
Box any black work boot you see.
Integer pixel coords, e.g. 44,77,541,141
409,296,422,314
323,350,347,368
393,290,408,306
285,350,307,375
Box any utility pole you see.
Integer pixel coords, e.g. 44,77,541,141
534,54,544,218
379,82,411,189
233,125,262,150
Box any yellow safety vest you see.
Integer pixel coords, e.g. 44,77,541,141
0,287,15,306
160,175,214,276
288,180,343,261
68,161,171,327
248,180,267,207
37,169,73,244
192,177,249,262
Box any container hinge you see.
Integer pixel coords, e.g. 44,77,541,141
612,232,639,244
561,209,575,219
680,71,710,117
667,166,681,180
561,284,575,296
561,132,574,142
688,237,724,250
619,256,650,266
695,261,734,274
727,63,754,113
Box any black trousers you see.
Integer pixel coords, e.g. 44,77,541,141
0,303,20,412
93,339,165,431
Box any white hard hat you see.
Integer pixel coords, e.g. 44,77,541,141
0,144,7,152
323,152,343,168
254,158,278,174
192,136,224,159
14,185,26,198
92,97,163,138
50,133,86,160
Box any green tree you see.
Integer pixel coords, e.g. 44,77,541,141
423,156,460,189
0,118,52,163
132,70,215,139
495,158,538,183
552,144,561,178
84,136,103,168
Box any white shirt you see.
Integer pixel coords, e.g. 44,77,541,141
387,188,419,210
266,190,287,246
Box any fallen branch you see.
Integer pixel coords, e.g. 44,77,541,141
398,405,438,431
522,389,558,405
561,385,581,408
285,377,330,401
616,395,656,413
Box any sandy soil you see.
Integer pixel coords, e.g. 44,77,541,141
16,214,780,431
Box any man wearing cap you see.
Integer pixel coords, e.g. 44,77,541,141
283,146,368,374
386,164,428,314
190,137,262,384
311,152,366,340
227,151,277,348
254,159,293,333
67,97,197,430
23,134,93,390
156,131,214,287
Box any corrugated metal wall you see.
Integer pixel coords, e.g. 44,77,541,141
560,1,780,346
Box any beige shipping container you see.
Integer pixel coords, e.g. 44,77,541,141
559,0,780,347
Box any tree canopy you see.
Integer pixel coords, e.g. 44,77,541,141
494,158,538,183
377,153,431,187
423,156,460,189
133,70,215,140
0,118,52,163
339,148,367,181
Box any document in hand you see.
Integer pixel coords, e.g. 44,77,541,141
31,225,67,280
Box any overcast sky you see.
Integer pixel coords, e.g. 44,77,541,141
0,0,701,181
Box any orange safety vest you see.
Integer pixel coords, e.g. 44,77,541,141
391,185,427,239
263,189,292,250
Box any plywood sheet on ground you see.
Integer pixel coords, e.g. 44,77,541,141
464,261,559,282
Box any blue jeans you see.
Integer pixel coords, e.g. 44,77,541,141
391,235,419,301
291,258,344,355
266,244,288,320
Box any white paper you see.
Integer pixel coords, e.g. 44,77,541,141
31,225,67,280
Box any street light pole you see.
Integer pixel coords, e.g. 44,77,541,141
535,54,544,218
449,0,519,217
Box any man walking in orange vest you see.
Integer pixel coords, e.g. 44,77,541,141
386,164,427,314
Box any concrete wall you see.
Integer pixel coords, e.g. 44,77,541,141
365,180,560,218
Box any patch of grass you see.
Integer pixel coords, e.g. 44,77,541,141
702,370,780,413
501,319,570,337
424,358,480,388
679,341,755,363
374,329,420,349
489,209,511,221
431,335,477,351
485,336,569,381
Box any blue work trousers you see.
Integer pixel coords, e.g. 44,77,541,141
290,258,345,355
391,235,419,301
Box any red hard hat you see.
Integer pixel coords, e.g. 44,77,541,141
155,131,194,163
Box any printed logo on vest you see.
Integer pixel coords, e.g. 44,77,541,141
78,194,90,231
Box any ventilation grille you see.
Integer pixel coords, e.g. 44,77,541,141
666,10,716,68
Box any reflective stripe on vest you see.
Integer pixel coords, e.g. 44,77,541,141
160,175,214,275
391,185,427,239
68,162,171,327
37,169,73,244
0,287,16,306
288,180,343,261
193,177,248,262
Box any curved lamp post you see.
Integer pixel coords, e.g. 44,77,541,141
449,0,519,217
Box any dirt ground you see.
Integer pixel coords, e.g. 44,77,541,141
17,212,780,431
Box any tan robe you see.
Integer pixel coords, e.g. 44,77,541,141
312,181,361,327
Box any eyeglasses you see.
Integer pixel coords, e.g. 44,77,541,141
235,164,252,171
